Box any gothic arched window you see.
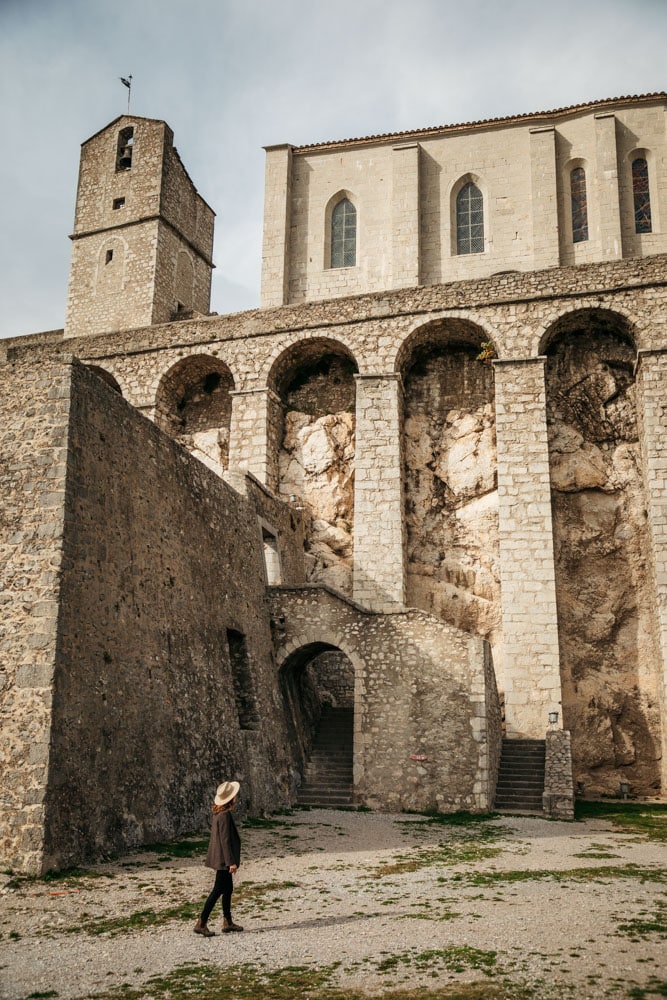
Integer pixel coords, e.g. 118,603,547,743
331,198,356,268
456,182,484,255
632,157,652,234
570,167,589,243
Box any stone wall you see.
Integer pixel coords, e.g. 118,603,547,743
1,357,311,873
270,586,501,813
262,96,667,306
0,354,72,874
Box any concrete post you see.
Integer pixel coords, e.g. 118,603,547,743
529,126,560,269
392,142,421,289
260,144,293,308
493,357,563,737
228,387,283,492
635,348,667,788
353,374,406,611
594,113,623,260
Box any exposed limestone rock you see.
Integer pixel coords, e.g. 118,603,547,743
279,411,355,595
546,328,662,796
403,346,502,683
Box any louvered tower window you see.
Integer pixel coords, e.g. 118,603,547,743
632,158,652,234
456,182,484,255
570,167,589,243
331,198,356,267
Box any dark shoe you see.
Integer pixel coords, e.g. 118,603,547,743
194,918,215,937
222,917,244,932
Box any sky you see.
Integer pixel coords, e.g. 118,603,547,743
1,0,666,340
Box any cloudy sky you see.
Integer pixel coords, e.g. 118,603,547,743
1,0,666,340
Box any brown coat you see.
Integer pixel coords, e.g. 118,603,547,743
205,809,241,871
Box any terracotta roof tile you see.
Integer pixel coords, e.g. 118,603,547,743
293,93,667,153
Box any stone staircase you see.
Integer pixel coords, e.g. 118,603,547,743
493,738,546,813
297,706,354,807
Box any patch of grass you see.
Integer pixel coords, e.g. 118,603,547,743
69,900,201,936
575,801,667,842
617,900,667,941
627,979,667,998
137,837,208,858
401,811,500,828
451,864,667,889
83,960,534,1000
26,993,59,999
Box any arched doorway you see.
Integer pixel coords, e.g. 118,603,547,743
543,308,661,796
154,355,234,477
398,319,501,658
279,642,355,806
270,340,359,597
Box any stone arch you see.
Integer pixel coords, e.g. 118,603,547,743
543,307,661,797
537,306,638,357
398,317,501,667
271,338,359,597
85,365,123,395
154,354,235,477
277,637,360,786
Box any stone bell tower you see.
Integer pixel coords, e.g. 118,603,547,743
64,115,215,339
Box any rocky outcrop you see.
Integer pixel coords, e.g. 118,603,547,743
279,410,355,595
403,347,502,674
546,329,662,796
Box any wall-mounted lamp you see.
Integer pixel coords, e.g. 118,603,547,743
619,781,630,800
548,711,559,731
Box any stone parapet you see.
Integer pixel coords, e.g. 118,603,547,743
543,729,575,820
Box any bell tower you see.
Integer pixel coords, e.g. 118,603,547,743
64,115,215,339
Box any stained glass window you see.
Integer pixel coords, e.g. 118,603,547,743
456,182,484,255
331,198,356,268
632,158,652,234
570,167,588,243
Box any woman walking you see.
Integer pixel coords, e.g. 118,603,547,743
194,780,243,937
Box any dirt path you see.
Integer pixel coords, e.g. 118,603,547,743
1,809,665,999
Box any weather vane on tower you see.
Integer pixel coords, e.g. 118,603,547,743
120,75,133,113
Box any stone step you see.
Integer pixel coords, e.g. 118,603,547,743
297,706,354,808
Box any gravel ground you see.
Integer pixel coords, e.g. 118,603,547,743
0,808,665,999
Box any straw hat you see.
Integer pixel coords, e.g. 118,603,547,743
214,780,240,806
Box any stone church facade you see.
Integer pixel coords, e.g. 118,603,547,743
1,94,666,874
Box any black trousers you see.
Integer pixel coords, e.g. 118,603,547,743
201,868,233,922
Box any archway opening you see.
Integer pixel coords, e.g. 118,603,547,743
279,642,355,804
154,355,234,477
272,340,358,596
399,319,501,657
544,309,661,796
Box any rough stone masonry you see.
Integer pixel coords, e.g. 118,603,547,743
2,93,667,873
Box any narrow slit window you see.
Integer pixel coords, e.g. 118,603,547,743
632,158,652,234
570,167,589,243
105,249,113,264
331,198,356,268
262,526,282,586
113,197,125,210
456,182,484,255
226,629,259,730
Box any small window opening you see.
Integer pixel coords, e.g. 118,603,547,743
331,198,356,268
226,629,259,730
262,526,282,586
105,249,113,265
116,127,134,171
456,182,484,255
175,301,184,314
632,157,652,234
113,197,125,210
570,167,589,243
203,372,222,394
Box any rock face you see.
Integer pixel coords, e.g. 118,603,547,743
403,345,502,675
278,354,356,596
546,327,662,796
